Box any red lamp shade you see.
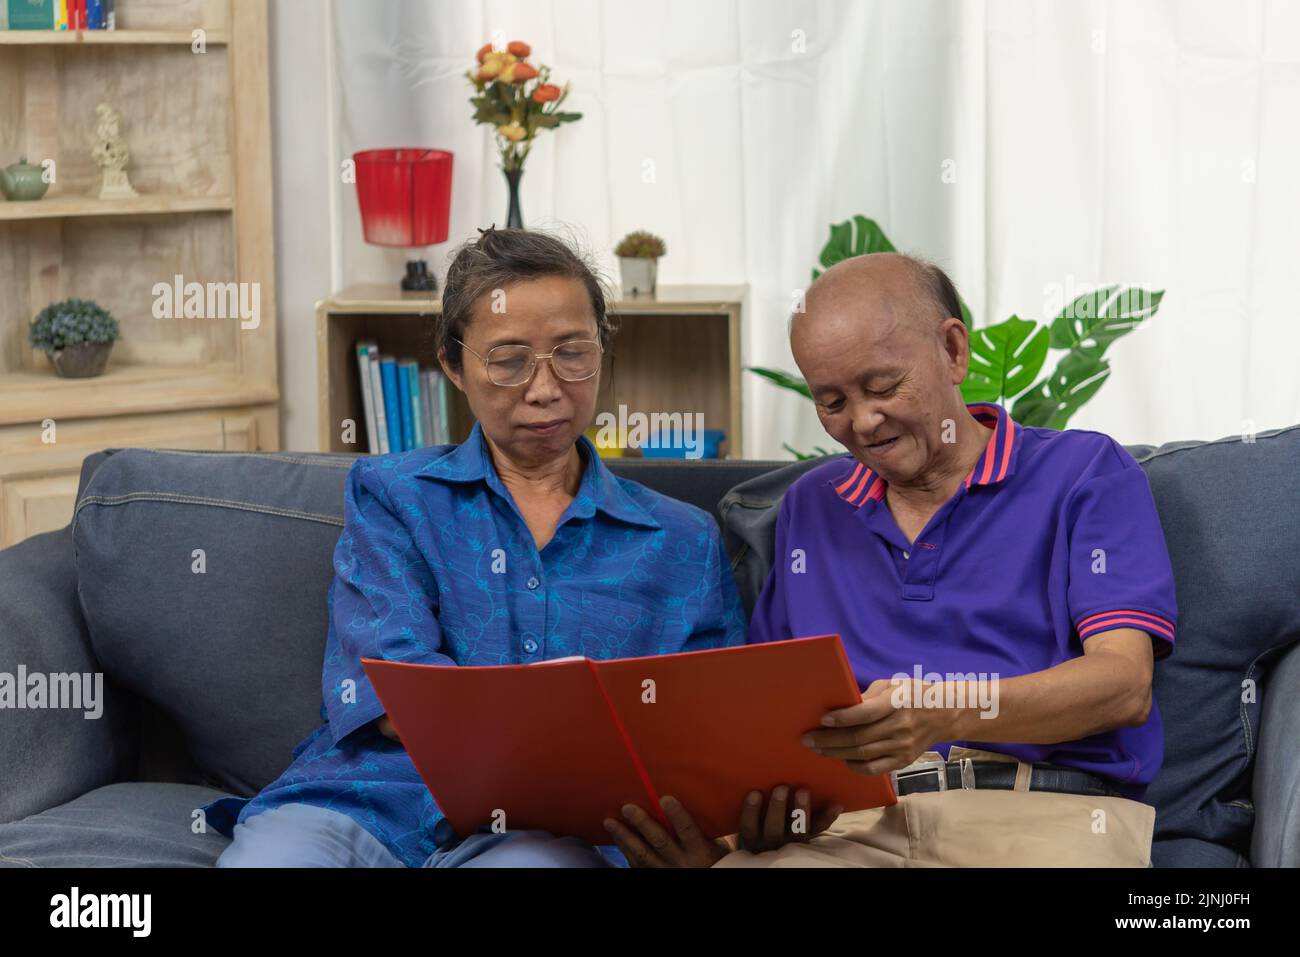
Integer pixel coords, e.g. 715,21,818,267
353,148,453,248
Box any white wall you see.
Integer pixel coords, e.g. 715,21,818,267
269,0,1300,454
268,0,333,451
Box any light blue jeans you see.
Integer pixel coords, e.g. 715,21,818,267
215,804,619,868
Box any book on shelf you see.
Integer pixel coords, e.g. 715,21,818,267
3,0,116,30
354,342,381,455
401,359,425,448
359,342,453,454
7,0,55,29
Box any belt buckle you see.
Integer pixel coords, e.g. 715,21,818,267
891,757,948,794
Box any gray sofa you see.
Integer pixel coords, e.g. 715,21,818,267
1,426,1297,867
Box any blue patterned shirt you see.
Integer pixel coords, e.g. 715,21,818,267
202,423,747,865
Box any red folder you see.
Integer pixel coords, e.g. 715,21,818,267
362,635,897,845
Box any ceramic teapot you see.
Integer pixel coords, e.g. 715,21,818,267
0,157,50,201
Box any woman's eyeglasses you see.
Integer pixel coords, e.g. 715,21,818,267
453,337,603,387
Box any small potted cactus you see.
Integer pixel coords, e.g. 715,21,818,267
30,298,121,378
615,230,666,297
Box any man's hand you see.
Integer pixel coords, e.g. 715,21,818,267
604,796,728,868
802,678,957,776
604,788,843,866
737,786,842,853
375,714,400,741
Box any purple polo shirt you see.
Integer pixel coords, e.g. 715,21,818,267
749,402,1178,800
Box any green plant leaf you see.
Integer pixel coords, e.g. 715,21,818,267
1049,287,1164,355
960,315,1049,403
812,216,896,281
747,366,812,399
1012,350,1112,429
782,443,815,460
1012,286,1164,428
471,98,512,126
781,443,835,461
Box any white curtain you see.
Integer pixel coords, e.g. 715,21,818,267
315,0,1300,456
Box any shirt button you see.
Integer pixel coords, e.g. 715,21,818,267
903,551,910,560
527,577,540,590
523,639,539,654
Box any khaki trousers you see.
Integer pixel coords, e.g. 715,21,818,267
713,747,1156,868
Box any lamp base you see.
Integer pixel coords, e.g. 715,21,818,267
400,259,438,292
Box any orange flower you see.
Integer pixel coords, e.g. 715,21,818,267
475,42,494,63
478,58,503,80
532,83,561,103
510,62,539,83
507,40,531,57
498,122,527,142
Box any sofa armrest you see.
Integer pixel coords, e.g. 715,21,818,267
0,526,134,825
1251,639,1300,866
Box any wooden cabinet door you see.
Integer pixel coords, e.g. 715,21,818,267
0,407,271,548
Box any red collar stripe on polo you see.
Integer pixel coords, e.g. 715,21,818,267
834,402,1019,507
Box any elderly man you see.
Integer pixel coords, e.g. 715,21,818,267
716,252,1177,867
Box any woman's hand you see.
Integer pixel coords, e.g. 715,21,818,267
604,788,843,866
603,797,729,868
376,714,401,741
737,786,842,853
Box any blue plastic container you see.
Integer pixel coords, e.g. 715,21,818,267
640,428,726,459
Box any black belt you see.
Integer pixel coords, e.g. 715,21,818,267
892,759,1124,798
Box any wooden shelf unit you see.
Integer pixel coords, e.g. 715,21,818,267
0,0,278,548
316,284,746,458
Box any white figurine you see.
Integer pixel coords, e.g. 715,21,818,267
90,102,138,199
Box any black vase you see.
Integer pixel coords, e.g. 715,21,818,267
504,167,524,229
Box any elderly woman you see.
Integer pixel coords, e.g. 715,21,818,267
204,227,748,867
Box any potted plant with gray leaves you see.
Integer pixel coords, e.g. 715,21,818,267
615,230,666,297
30,298,121,378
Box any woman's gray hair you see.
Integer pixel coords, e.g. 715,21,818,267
435,225,617,372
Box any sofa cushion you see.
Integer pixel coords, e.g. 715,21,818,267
0,526,137,825
72,449,359,797
0,782,231,867
1140,425,1300,858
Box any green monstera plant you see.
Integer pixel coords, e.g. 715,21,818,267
749,216,1164,457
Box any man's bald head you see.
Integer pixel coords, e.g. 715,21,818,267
794,252,963,343
789,251,977,487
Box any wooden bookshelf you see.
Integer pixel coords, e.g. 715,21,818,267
0,0,278,547
316,284,747,458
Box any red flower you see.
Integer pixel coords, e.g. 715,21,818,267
532,83,561,103
507,40,531,57
475,42,494,63
510,62,539,83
